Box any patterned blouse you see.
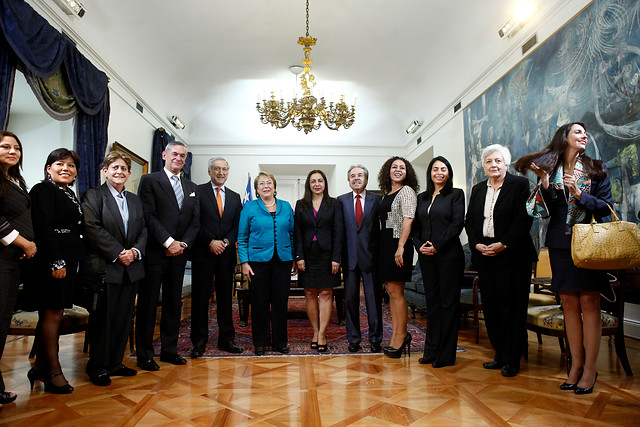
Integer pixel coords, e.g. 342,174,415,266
384,185,417,238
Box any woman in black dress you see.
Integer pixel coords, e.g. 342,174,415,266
377,157,418,358
0,131,37,409
413,156,465,368
515,122,612,394
27,148,84,394
294,170,343,352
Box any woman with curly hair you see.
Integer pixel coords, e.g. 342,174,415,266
377,156,418,358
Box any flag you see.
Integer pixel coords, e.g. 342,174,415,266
242,173,253,206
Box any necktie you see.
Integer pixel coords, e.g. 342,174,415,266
171,175,183,208
115,192,129,236
355,194,363,227
216,187,223,217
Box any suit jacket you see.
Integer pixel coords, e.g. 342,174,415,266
192,183,242,264
30,180,84,266
81,184,147,284
465,172,536,267
0,181,33,262
138,170,200,264
293,198,343,263
541,169,613,250
412,188,465,261
338,191,382,272
237,198,294,263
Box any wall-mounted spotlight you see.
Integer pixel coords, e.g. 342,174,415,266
53,0,86,18
169,115,186,130
406,120,422,134
499,0,538,38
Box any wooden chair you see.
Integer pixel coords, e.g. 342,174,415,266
459,271,481,343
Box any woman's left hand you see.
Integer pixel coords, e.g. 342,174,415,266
331,261,340,274
291,261,298,276
394,246,404,267
563,173,582,199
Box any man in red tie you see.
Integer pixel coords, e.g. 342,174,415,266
190,157,243,356
338,165,383,352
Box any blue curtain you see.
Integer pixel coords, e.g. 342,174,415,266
0,31,15,129
0,0,110,197
152,127,175,172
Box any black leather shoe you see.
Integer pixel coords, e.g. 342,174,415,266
109,365,137,377
137,359,160,371
501,365,519,377
218,341,243,354
254,347,265,356
559,381,577,390
0,391,17,404
88,372,111,387
419,356,435,365
160,353,187,365
190,345,206,359
574,372,597,395
348,343,361,353
370,342,382,353
274,346,289,354
483,360,503,370
432,361,453,368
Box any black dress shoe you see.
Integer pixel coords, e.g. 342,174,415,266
348,342,361,353
274,346,290,354
574,372,598,395
137,359,160,371
559,381,577,390
370,342,382,353
418,356,436,365
254,347,265,356
109,365,137,377
501,365,519,377
190,345,206,359
218,341,243,354
483,360,503,370
432,361,453,368
0,391,17,404
160,353,187,365
88,372,111,387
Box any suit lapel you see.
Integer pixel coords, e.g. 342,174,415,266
101,184,127,238
204,184,220,219
494,173,514,208
160,172,180,209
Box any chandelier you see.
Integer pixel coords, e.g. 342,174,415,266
256,0,355,134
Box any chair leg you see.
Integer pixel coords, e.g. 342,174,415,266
536,332,543,345
29,334,38,358
614,330,634,376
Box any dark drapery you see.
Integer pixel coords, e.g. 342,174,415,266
0,0,110,196
152,127,175,172
0,32,15,129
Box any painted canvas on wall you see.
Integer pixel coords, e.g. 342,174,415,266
464,0,640,225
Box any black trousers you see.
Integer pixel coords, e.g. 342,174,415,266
477,255,530,368
190,257,235,347
0,250,21,392
248,256,290,348
344,265,382,345
86,277,138,375
419,256,463,365
136,261,186,360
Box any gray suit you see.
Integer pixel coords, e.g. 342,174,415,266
338,191,382,345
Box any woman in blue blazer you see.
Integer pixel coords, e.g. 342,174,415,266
238,171,295,355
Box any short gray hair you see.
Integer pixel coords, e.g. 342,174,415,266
165,140,187,151
208,157,228,170
347,164,369,180
481,144,511,166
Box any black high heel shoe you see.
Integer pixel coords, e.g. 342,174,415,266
27,368,45,390
384,333,411,358
574,372,598,395
310,342,318,350
43,373,74,394
560,367,583,390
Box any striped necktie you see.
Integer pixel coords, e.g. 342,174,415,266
171,175,184,208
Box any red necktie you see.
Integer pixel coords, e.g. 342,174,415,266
355,194,363,227
216,188,223,217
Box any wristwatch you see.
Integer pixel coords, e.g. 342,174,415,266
223,238,230,246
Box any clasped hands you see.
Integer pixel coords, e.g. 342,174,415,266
209,239,227,255
419,241,437,256
165,240,187,256
475,242,506,257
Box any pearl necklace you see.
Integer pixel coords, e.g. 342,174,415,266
264,199,276,207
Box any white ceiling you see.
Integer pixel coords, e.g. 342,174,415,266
22,0,559,148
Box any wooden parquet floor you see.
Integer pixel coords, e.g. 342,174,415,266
1,307,639,426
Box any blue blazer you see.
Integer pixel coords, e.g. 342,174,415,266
238,198,294,263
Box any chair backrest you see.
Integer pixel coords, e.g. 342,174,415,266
535,247,552,278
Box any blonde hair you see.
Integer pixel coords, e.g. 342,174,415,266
102,150,132,170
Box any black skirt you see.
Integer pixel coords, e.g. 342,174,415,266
549,248,607,293
298,241,340,289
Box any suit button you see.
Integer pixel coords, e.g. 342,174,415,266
80,235,83,239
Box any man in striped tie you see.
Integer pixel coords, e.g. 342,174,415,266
136,141,200,371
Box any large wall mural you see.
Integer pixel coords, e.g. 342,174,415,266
464,0,640,225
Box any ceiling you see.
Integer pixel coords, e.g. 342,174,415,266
23,0,558,148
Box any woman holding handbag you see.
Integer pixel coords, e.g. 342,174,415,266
515,122,612,395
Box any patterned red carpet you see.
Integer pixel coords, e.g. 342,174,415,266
151,297,465,357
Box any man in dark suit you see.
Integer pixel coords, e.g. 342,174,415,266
190,157,243,357
82,151,147,386
136,141,200,370
338,165,383,353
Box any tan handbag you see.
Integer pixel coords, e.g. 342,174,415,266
571,204,640,270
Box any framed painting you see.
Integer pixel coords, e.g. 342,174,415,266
112,142,148,194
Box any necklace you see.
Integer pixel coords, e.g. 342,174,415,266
264,199,276,207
